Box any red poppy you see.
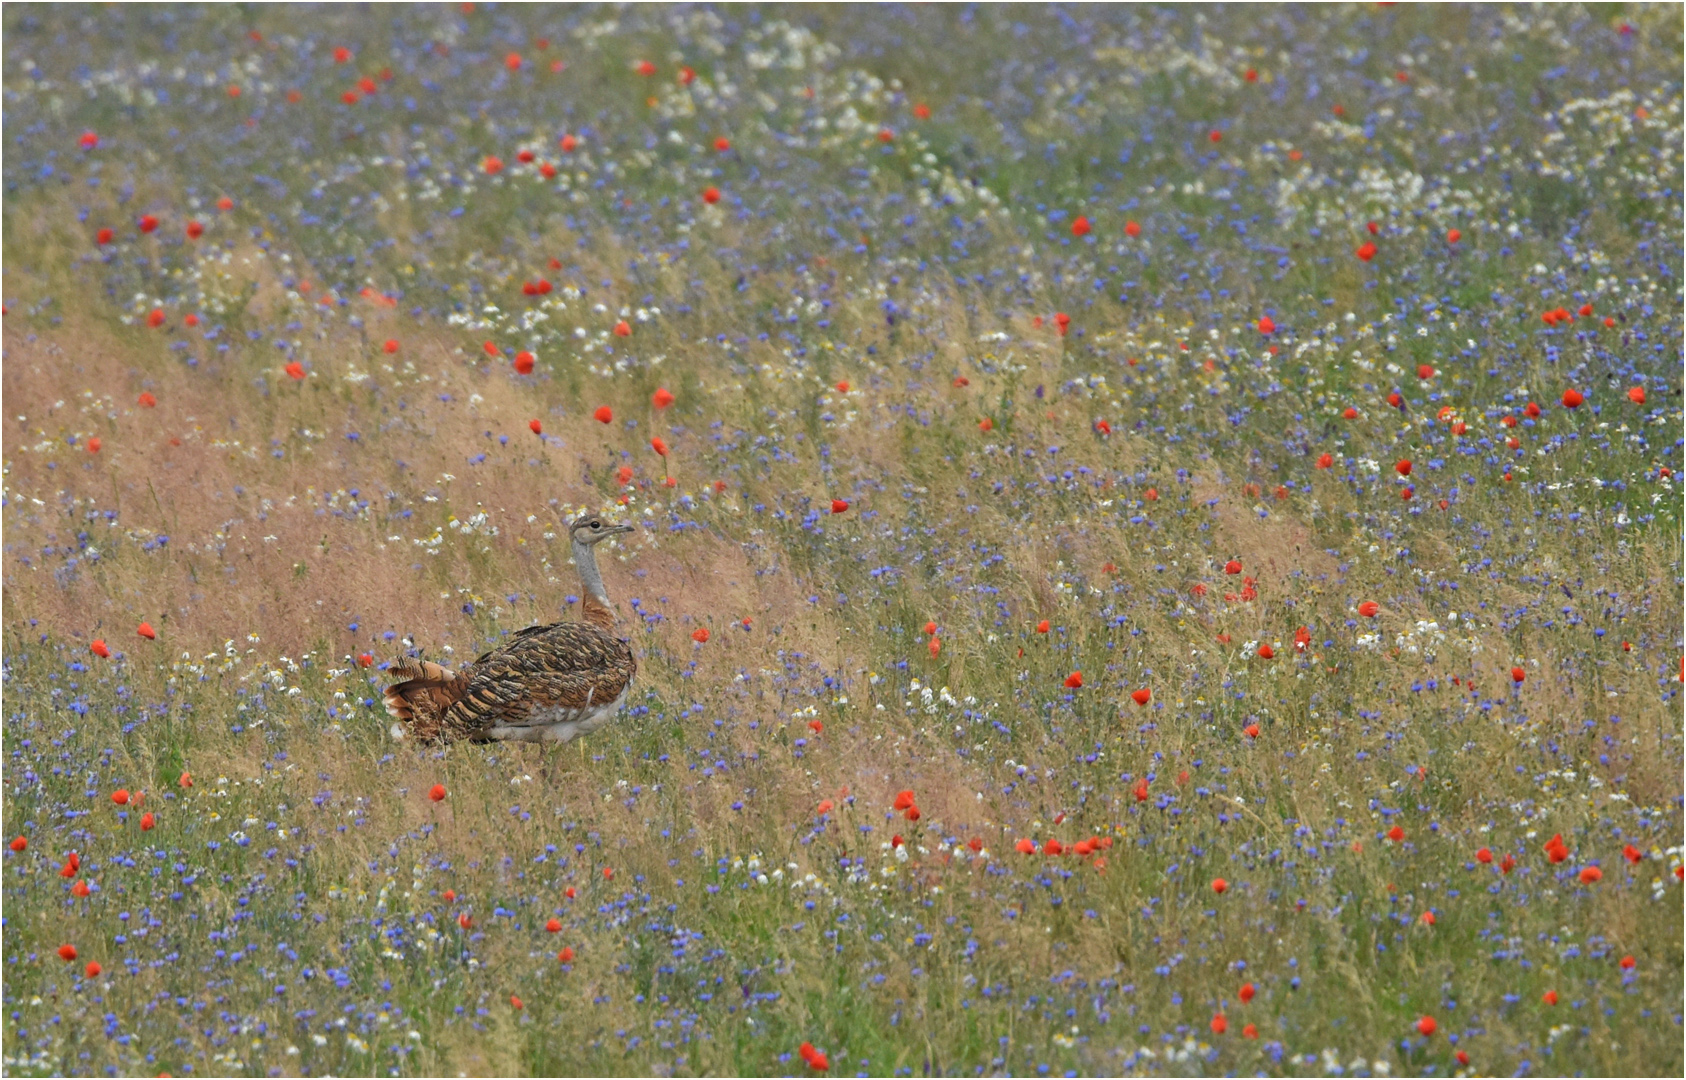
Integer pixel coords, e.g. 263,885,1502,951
87,437,101,454
616,465,633,485
1121,221,1142,241
1239,982,1255,1003
185,220,204,240
1211,878,1228,894
284,361,305,380
712,136,733,153
1063,671,1083,689
58,944,77,962
90,640,111,659
1562,388,1584,408
1071,216,1090,237
702,186,720,204
96,227,114,245
1036,620,1050,634
60,853,79,877
1456,1050,1470,1066
458,913,473,930
140,812,155,831
1257,645,1274,660
139,214,159,233
1416,1015,1436,1037
71,879,89,897
1445,228,1461,244
135,622,157,640
528,420,543,436
358,654,373,668
602,867,613,880
613,320,631,337
692,628,709,643
1256,315,1275,335
483,156,504,175
1208,130,1222,143
1624,844,1644,864
978,417,993,432
540,163,557,178
557,946,574,963
1542,990,1558,1006
179,773,192,788
1578,866,1602,884
1620,955,1636,970
878,128,894,143
1416,364,1434,380
678,65,696,85
429,784,446,802
563,887,574,899
1627,386,1646,405
1243,723,1260,738
1094,419,1111,435
6,837,23,853
1356,241,1377,262
1388,825,1405,842
509,995,524,1010
652,387,675,410
651,438,668,458
830,499,849,514
635,60,656,76
1510,666,1526,684
509,350,534,374
1015,838,1036,854
560,134,577,152
146,308,165,328
1131,688,1151,706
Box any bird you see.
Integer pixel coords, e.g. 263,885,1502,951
383,514,638,744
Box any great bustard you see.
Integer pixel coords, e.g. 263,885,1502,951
383,514,637,744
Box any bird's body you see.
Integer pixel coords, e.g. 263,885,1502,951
384,515,637,744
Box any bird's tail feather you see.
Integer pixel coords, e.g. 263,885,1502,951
383,659,467,741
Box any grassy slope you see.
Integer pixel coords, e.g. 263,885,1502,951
1,4,1681,1077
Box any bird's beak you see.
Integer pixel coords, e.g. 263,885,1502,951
612,523,636,536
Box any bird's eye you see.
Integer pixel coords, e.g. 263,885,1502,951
591,520,601,529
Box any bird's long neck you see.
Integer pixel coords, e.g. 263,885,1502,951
573,538,617,631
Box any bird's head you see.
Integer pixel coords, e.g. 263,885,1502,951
569,514,636,546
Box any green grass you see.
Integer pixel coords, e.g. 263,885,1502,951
2,3,1682,1077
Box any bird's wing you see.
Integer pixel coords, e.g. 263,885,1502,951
473,621,562,664
445,623,635,732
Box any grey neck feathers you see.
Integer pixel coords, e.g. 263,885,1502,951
572,538,610,605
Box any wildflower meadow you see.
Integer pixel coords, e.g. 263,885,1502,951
2,4,1683,1076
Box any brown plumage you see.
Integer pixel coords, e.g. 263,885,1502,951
383,515,638,744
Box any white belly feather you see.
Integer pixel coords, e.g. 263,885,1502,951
483,686,630,744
